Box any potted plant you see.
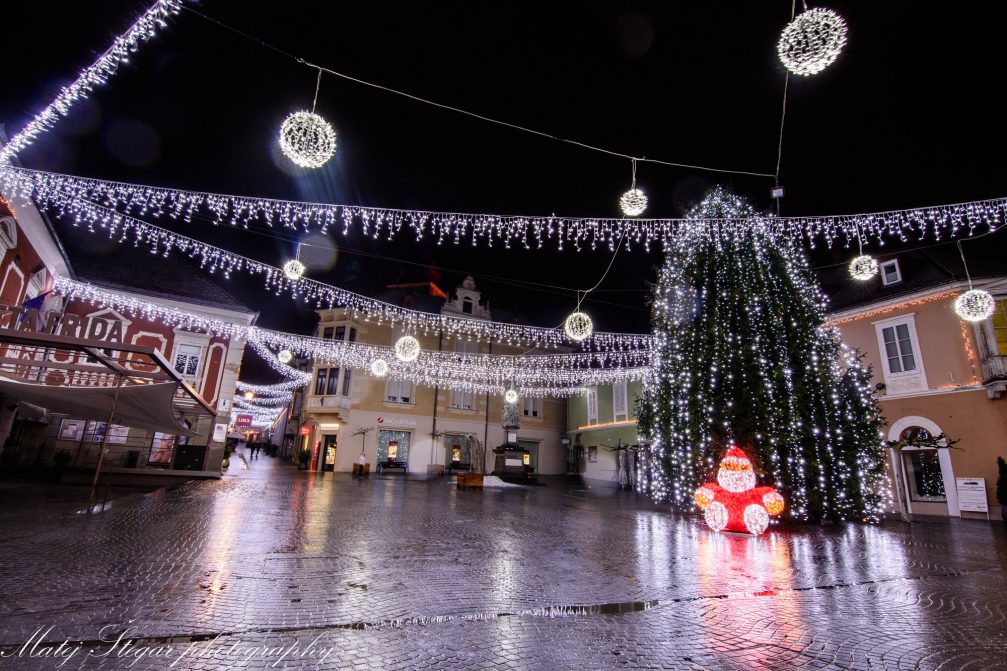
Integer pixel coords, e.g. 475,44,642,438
997,456,1007,522
297,447,310,470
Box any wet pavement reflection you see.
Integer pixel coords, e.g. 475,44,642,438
0,452,1005,669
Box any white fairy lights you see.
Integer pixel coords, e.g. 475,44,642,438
848,254,879,281
563,311,594,342
777,7,848,77
0,1,183,165
277,349,293,364
504,389,519,404
370,359,390,377
5,166,1004,254
620,189,647,218
955,289,995,322
279,111,337,169
394,335,421,362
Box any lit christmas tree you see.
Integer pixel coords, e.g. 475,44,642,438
637,187,888,523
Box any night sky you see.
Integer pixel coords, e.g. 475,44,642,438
3,1,1006,383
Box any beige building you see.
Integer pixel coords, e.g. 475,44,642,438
297,277,568,475
821,247,1007,519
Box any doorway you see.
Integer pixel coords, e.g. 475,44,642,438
322,434,337,471
888,416,960,517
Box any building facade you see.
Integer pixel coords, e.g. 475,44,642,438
566,380,644,486
0,195,255,476
297,278,569,475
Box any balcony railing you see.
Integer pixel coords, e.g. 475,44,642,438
982,355,1007,383
306,395,349,409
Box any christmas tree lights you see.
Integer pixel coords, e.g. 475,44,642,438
637,187,888,523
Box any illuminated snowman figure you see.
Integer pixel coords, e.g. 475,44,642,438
694,446,785,535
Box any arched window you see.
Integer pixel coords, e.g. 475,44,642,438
462,296,473,314
899,425,946,502
0,216,16,252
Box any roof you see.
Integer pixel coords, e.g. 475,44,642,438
58,224,255,315
817,242,1006,312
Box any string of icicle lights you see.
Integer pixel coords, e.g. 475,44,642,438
31,198,647,351
55,278,647,396
0,1,183,165
3,166,1005,251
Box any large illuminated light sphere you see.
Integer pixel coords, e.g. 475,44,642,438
619,188,648,217
504,388,519,404
277,349,293,364
394,335,421,362
848,254,879,281
279,111,337,168
283,259,306,281
370,358,389,377
563,311,594,342
954,289,995,322
777,8,848,76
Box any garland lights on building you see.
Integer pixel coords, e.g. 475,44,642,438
2,166,1004,252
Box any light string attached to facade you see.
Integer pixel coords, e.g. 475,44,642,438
2,166,1004,253
0,0,185,164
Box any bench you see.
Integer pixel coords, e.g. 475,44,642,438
377,461,407,474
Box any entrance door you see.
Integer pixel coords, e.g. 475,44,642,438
322,435,337,471
378,429,410,466
518,440,539,474
891,423,960,517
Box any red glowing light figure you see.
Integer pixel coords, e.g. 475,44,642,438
694,446,785,535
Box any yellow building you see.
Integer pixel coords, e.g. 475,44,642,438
297,277,568,475
821,247,1007,519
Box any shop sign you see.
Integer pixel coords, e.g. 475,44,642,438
235,414,253,428
0,303,126,342
376,416,416,427
955,477,989,513
299,426,311,436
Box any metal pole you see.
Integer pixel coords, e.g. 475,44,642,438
89,374,123,508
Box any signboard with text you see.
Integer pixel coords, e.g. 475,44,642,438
235,414,253,428
955,477,989,513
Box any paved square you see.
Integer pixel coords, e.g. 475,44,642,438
1,454,1005,670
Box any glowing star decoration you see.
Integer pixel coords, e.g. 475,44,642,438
564,311,594,342
394,335,421,362
848,254,879,281
693,446,785,535
283,259,306,281
777,7,848,77
504,388,519,404
370,358,390,377
954,289,995,322
279,111,337,169
620,188,648,217
277,349,293,364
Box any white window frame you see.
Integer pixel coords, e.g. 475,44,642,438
880,259,902,286
522,396,542,418
386,378,412,404
26,268,47,300
613,382,629,422
0,216,17,252
450,341,476,410
173,343,203,379
586,387,598,424
171,329,211,384
873,314,928,392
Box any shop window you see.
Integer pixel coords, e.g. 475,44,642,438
173,344,201,377
445,433,470,465
378,429,410,463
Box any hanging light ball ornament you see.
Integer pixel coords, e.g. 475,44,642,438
283,259,306,281
278,111,337,169
504,388,519,404
848,254,879,281
954,289,995,322
777,8,848,77
619,188,648,217
277,349,293,364
394,335,421,362
563,311,594,342
370,359,390,377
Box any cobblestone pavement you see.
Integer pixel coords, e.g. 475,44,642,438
1,452,1005,670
